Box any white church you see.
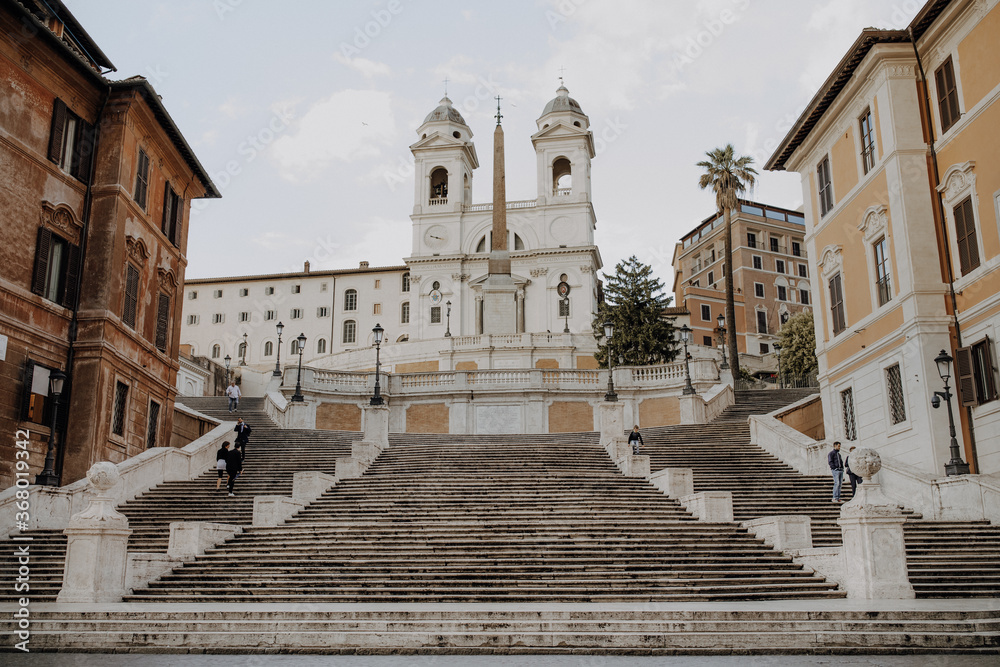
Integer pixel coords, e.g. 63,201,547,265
180,85,606,375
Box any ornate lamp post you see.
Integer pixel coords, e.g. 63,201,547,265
35,369,66,487
716,313,729,370
273,321,284,377
680,324,696,395
773,342,783,388
603,320,618,402
562,296,570,333
240,332,248,365
445,300,452,338
291,333,307,402
224,355,231,388
370,323,385,405
931,349,970,475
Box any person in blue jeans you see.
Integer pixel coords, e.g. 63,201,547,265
627,426,644,455
828,441,844,503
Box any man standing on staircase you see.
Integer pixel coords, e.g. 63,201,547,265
226,380,241,413
225,442,243,497
234,418,252,460
828,441,844,503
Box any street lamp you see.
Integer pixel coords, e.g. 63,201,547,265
291,333,307,402
680,324,696,395
370,323,385,405
445,300,452,338
931,349,970,475
716,313,729,370
224,355,231,388
603,320,618,402
273,321,284,377
240,332,248,365
562,296,570,334
35,369,66,486
773,342,783,388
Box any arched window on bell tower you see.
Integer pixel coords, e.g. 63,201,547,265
429,167,448,204
553,157,572,196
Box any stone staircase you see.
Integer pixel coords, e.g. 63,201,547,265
644,388,1000,598
125,434,843,603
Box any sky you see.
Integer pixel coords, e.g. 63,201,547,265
64,0,928,286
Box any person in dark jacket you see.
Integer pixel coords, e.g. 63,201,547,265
828,441,844,503
215,441,230,490
845,445,863,495
225,443,243,497
233,418,252,459
627,426,644,455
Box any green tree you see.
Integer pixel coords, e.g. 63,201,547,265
777,311,818,378
592,256,678,368
697,144,758,379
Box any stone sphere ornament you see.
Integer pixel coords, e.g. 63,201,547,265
86,461,121,493
851,448,881,481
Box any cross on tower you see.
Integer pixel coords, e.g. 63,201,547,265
558,66,566,85
443,76,449,96
495,95,502,126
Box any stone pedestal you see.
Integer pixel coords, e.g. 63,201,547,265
285,399,315,429
482,274,516,334
679,393,706,424
599,401,624,449
167,522,242,559
292,471,336,503
351,440,381,465
680,491,734,523
608,436,631,461
649,468,694,498
837,448,915,600
743,515,813,550
252,497,305,527
57,462,132,603
362,404,390,450
335,456,365,481
623,455,650,478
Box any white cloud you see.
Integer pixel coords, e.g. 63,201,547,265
270,89,396,182
333,53,391,78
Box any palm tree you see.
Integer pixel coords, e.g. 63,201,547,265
697,144,757,379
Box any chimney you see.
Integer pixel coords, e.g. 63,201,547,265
304,260,310,273
360,261,369,269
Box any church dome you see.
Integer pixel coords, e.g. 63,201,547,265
540,85,585,117
423,96,468,126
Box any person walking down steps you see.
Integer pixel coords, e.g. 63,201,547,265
828,441,845,503
215,441,230,490
233,417,252,460
226,381,241,413
628,426,644,455
225,442,243,497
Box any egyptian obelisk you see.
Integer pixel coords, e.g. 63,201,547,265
482,96,517,334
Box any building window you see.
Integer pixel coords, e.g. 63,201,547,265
187,315,199,325
146,400,160,449
134,149,150,210
21,361,56,425
264,341,273,356
770,237,780,253
111,380,129,437
953,196,980,275
314,338,325,354
859,108,877,174
344,289,357,311
431,306,442,323
957,338,999,407
775,259,785,274
841,387,857,441
777,286,787,301
703,336,713,347
317,307,329,318
122,264,140,329
239,312,250,322
798,264,808,278
214,289,223,298
800,290,810,305
829,273,846,336
32,227,80,307
885,364,906,425
161,184,181,246
155,293,170,353
760,343,770,354
374,279,381,289
402,273,410,292
935,57,960,133
752,255,763,270
292,285,301,294
817,156,834,216
188,291,198,300
290,308,303,319
756,310,768,334
701,304,711,321
754,283,765,298
401,301,410,324
290,338,300,355
238,342,247,360
791,241,802,257
747,232,757,249
343,320,357,344
47,98,93,181
211,344,221,358
265,286,274,295
240,288,249,297
873,236,892,306
265,310,275,321
373,303,382,315
705,271,713,286
320,283,328,292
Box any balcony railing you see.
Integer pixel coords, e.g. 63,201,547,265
428,197,448,206
463,199,537,212
553,187,572,196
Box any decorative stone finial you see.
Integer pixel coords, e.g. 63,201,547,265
70,461,128,526
850,448,881,481
87,461,121,492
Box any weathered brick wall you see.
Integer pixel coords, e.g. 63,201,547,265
549,401,593,433
638,396,680,427
316,402,362,431
396,360,439,373
535,358,559,369
576,355,599,369
406,403,449,433
455,361,478,370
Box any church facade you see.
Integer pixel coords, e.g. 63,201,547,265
180,86,605,375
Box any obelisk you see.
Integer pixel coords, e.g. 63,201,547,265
482,96,517,334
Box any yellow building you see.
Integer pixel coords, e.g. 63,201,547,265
767,0,1000,476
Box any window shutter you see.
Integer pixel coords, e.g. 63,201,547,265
123,264,140,328
162,183,174,241
32,227,53,296
61,242,81,309
20,360,36,420
955,346,977,407
47,99,67,163
957,197,979,273
155,293,170,352
71,120,95,182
